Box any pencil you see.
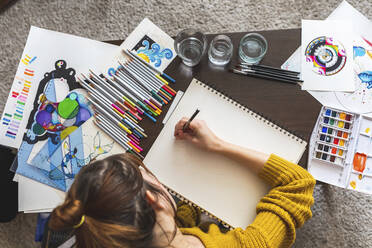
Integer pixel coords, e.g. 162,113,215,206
125,49,176,83
183,109,200,131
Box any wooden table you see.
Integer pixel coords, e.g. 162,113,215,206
109,28,322,168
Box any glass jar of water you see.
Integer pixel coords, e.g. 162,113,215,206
239,33,267,64
208,35,233,66
174,29,207,67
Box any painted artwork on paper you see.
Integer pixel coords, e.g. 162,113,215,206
24,60,91,145
301,20,354,91
335,37,372,113
16,59,94,190
132,35,173,68
47,128,114,191
305,36,347,76
106,18,176,76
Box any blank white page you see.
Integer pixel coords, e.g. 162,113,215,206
144,79,307,228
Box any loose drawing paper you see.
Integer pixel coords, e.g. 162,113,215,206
105,18,176,76
301,20,354,91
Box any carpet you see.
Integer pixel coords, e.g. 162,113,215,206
0,0,371,247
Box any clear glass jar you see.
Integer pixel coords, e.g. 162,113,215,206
208,35,233,66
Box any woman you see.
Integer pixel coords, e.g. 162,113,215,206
48,118,315,248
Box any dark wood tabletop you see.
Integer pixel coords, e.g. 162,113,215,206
108,28,322,168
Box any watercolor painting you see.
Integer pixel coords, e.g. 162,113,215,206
106,18,176,76
132,35,173,68
47,129,114,191
335,37,372,113
305,36,347,76
301,20,354,91
16,60,94,191
24,60,91,145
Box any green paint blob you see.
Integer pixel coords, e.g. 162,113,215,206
33,123,45,135
57,98,79,119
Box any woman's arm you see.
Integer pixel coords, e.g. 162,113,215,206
175,118,315,247
174,118,269,174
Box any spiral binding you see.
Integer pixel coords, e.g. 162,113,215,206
194,79,306,144
165,185,234,230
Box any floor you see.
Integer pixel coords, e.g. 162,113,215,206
0,0,372,247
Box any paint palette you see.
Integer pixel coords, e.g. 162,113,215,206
313,107,354,166
309,106,372,195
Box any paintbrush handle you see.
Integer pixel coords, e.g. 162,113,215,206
244,68,303,82
240,63,300,75
232,69,299,85
238,66,301,80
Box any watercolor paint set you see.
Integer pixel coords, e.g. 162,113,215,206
308,106,372,195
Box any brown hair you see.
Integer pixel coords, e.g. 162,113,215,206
49,153,176,248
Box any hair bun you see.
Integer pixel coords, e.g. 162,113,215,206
49,199,84,231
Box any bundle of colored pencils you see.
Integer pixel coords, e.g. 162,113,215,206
78,49,176,158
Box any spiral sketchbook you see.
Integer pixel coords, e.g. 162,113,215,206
144,79,307,228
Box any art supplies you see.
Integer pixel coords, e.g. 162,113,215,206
231,66,302,85
79,64,176,155
2,26,120,212
144,78,307,228
0,26,117,150
309,106,372,194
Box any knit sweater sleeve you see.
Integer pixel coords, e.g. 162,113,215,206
180,154,315,248
247,154,316,248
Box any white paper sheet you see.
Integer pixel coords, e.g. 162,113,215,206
282,1,372,114
0,26,118,149
144,79,307,228
105,18,176,75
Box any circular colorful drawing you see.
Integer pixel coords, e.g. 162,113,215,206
305,36,347,76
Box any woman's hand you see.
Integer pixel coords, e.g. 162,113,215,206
174,118,223,152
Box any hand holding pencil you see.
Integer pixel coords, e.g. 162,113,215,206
174,118,222,152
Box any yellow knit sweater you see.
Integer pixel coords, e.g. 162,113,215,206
177,154,316,248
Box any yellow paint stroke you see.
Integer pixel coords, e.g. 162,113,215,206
366,127,370,134
350,180,356,189
137,53,150,63
61,126,78,140
367,50,372,59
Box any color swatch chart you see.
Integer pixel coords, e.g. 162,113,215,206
313,107,354,166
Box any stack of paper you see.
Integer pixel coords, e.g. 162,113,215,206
283,0,372,115
0,18,177,213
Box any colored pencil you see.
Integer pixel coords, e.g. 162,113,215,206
95,114,143,152
94,118,144,159
122,51,176,95
87,90,147,138
125,49,176,83
118,64,166,106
